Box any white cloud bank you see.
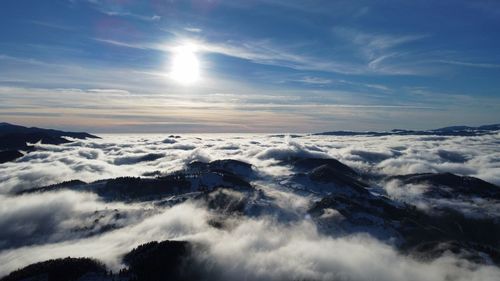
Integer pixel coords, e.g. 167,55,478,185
0,201,499,280
0,133,499,280
1,132,499,194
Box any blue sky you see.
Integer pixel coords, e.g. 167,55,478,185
0,0,499,133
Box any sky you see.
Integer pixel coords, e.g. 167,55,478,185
0,0,499,133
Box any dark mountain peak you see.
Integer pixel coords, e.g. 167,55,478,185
17,180,87,195
434,125,473,131
478,124,500,130
434,124,500,132
388,172,499,200
0,122,99,139
282,158,369,196
123,240,195,281
308,164,369,193
0,123,100,162
2,240,199,281
291,157,357,176
186,159,254,179
0,257,107,281
123,240,190,266
18,166,254,201
0,150,24,164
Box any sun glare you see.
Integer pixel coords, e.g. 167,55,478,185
170,45,200,84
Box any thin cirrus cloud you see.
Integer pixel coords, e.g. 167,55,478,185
94,25,499,80
94,33,425,76
435,60,500,69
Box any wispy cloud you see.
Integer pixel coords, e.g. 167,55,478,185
94,37,365,75
94,38,150,50
26,20,74,31
293,76,332,85
93,25,438,77
103,11,161,22
436,60,500,69
337,79,391,92
79,0,161,22
0,54,49,66
184,27,202,33
333,27,431,75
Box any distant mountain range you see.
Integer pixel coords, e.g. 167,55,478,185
0,122,98,144
315,124,500,136
0,122,99,163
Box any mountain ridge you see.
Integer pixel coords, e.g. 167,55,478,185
0,122,99,163
315,123,500,136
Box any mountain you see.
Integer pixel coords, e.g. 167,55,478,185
315,123,500,136
0,123,98,141
122,240,196,281
18,159,255,202
0,150,24,164
387,172,500,200
0,257,108,281
0,122,99,163
0,240,196,281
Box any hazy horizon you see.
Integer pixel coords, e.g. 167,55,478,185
4,120,500,134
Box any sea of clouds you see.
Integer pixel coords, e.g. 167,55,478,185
0,133,499,280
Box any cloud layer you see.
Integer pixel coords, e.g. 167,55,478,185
0,133,499,280
1,132,499,194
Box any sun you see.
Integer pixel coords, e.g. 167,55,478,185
170,45,200,84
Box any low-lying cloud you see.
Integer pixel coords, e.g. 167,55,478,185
2,133,499,193
0,201,499,280
0,133,499,280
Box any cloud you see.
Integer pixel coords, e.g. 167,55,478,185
294,76,332,85
1,201,499,280
1,132,498,195
435,60,500,69
113,152,165,165
256,138,330,161
82,0,161,22
103,11,161,21
94,36,363,75
0,133,499,279
333,27,428,52
384,179,500,219
184,27,202,33
0,201,211,276
192,218,500,281
341,148,398,164
95,25,495,79
26,20,75,31
0,191,148,250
